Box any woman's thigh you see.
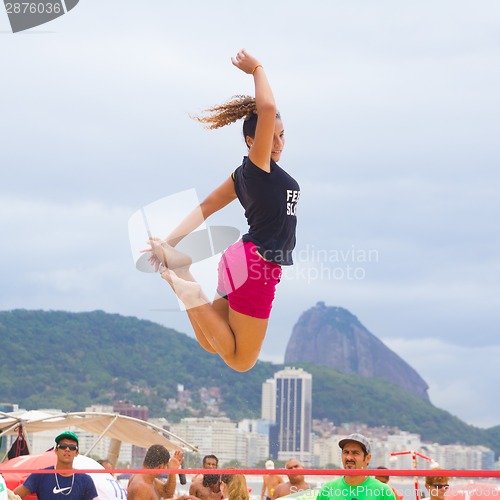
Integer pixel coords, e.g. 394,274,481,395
227,308,269,371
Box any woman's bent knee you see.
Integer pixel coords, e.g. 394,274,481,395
226,356,258,373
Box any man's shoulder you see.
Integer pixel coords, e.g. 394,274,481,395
273,482,291,497
24,470,55,487
127,476,147,494
26,467,55,478
189,483,201,494
189,482,215,499
78,473,97,490
190,480,206,492
275,482,290,491
127,476,155,500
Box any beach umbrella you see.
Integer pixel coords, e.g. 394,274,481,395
0,451,53,495
0,450,126,500
0,410,197,453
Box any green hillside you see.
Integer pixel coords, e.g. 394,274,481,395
0,309,498,456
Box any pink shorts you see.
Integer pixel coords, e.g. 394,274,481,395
217,241,282,319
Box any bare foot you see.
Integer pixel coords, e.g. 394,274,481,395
149,237,192,270
159,268,209,309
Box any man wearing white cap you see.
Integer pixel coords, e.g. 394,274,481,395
261,460,283,500
316,433,395,500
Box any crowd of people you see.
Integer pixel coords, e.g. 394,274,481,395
4,430,457,500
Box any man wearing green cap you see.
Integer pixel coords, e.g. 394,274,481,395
13,431,97,500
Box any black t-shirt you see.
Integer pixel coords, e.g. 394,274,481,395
232,156,300,265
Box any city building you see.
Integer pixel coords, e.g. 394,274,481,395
261,379,276,422
263,367,314,464
0,403,19,413
425,443,495,470
312,424,495,471
238,419,270,466
113,401,148,467
170,417,248,466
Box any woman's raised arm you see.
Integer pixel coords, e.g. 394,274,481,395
231,49,277,172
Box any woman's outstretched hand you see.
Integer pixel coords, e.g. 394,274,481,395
231,48,262,75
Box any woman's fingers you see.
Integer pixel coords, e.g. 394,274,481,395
232,48,258,73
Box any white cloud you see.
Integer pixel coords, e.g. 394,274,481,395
1,0,499,428
383,337,500,428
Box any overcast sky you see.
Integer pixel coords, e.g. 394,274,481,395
1,1,499,429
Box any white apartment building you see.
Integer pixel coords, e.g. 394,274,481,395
238,419,270,466
261,379,276,422
425,443,495,470
374,432,424,469
170,417,249,466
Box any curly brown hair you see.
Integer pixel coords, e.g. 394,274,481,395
193,95,281,147
194,95,256,129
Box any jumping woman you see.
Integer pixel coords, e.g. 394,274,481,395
147,49,300,372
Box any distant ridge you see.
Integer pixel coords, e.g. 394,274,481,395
285,302,429,400
1,308,499,457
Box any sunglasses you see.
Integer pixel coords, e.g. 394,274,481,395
430,485,449,490
57,444,78,451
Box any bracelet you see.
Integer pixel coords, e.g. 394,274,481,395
252,64,263,75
